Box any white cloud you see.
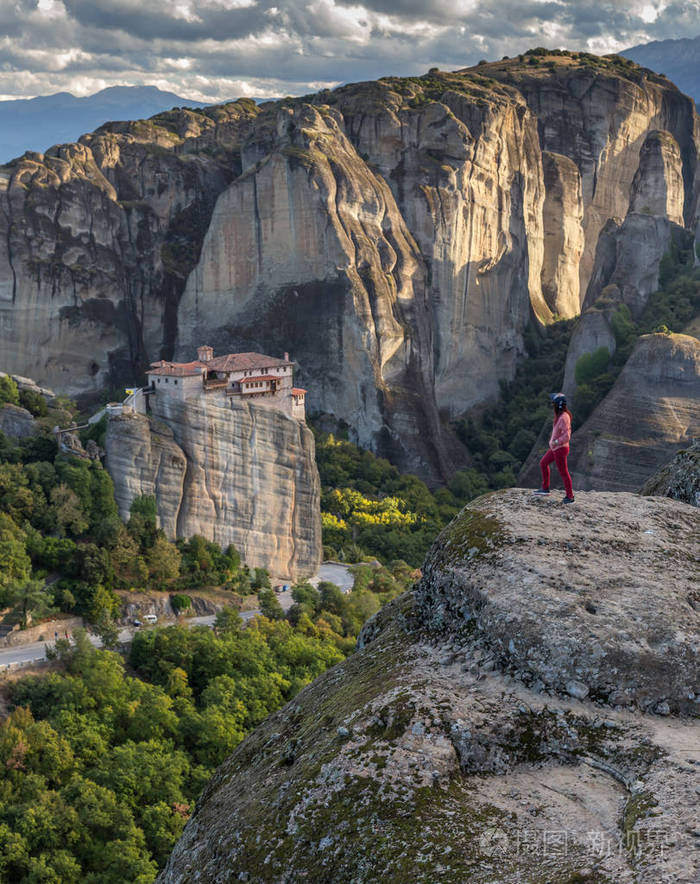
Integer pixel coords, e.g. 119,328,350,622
0,0,696,101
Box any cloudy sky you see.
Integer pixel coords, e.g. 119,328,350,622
1,0,699,102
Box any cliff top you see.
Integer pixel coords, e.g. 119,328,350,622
0,49,686,174
460,48,677,91
159,489,699,884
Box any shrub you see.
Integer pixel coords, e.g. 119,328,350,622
575,347,610,385
0,375,19,406
19,389,48,416
171,594,192,614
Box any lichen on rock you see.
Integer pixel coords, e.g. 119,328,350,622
158,488,699,884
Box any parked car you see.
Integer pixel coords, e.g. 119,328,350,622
144,614,158,624
131,618,142,627
274,585,284,593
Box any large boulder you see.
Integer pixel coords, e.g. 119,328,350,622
159,489,699,884
0,403,37,438
641,439,700,506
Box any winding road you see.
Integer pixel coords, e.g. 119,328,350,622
0,563,354,671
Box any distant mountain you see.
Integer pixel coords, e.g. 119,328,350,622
622,35,700,105
0,86,204,163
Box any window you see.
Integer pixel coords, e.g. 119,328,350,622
165,378,169,383
174,379,178,385
157,378,161,384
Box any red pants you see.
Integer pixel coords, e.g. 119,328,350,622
540,446,573,498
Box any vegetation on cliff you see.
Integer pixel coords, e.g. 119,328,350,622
314,428,489,567
456,242,699,471
0,382,415,880
0,383,275,629
573,245,699,423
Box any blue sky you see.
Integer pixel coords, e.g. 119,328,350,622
1,0,699,102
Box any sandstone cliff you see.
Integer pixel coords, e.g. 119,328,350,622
104,396,322,579
1,55,698,479
0,103,255,400
158,489,699,883
520,332,700,492
566,333,700,492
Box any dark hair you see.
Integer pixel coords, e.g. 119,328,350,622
552,401,573,421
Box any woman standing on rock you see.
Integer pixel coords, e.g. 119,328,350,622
534,393,575,503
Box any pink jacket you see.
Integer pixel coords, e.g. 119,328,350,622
549,412,571,450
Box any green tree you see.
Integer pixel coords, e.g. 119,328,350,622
147,535,181,584
19,389,48,417
214,606,243,634
0,524,31,590
575,346,610,385
51,484,89,537
128,495,158,550
0,375,20,406
7,578,55,628
251,567,271,590
317,581,346,618
170,594,191,615
92,612,121,650
258,588,285,620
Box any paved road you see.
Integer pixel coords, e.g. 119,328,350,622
0,564,354,670
0,614,224,670
311,562,354,593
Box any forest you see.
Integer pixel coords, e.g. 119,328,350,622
1,564,408,883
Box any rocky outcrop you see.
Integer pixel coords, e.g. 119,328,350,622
485,56,699,292
117,590,228,623
159,489,699,884
540,151,585,317
0,403,37,438
567,333,700,491
105,395,322,579
582,213,678,315
629,130,685,225
562,297,618,396
641,438,700,506
1,56,698,478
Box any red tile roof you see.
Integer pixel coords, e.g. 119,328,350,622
292,388,307,395
242,375,278,384
148,360,204,377
148,351,294,379
208,352,292,372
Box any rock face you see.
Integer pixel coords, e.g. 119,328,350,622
641,438,700,506
105,396,322,579
540,151,585,318
0,56,698,478
582,213,676,315
562,293,618,396
485,57,700,295
0,105,252,400
0,403,37,438
629,130,685,225
567,333,700,492
158,489,699,884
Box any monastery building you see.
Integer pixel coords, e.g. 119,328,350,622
146,346,307,420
